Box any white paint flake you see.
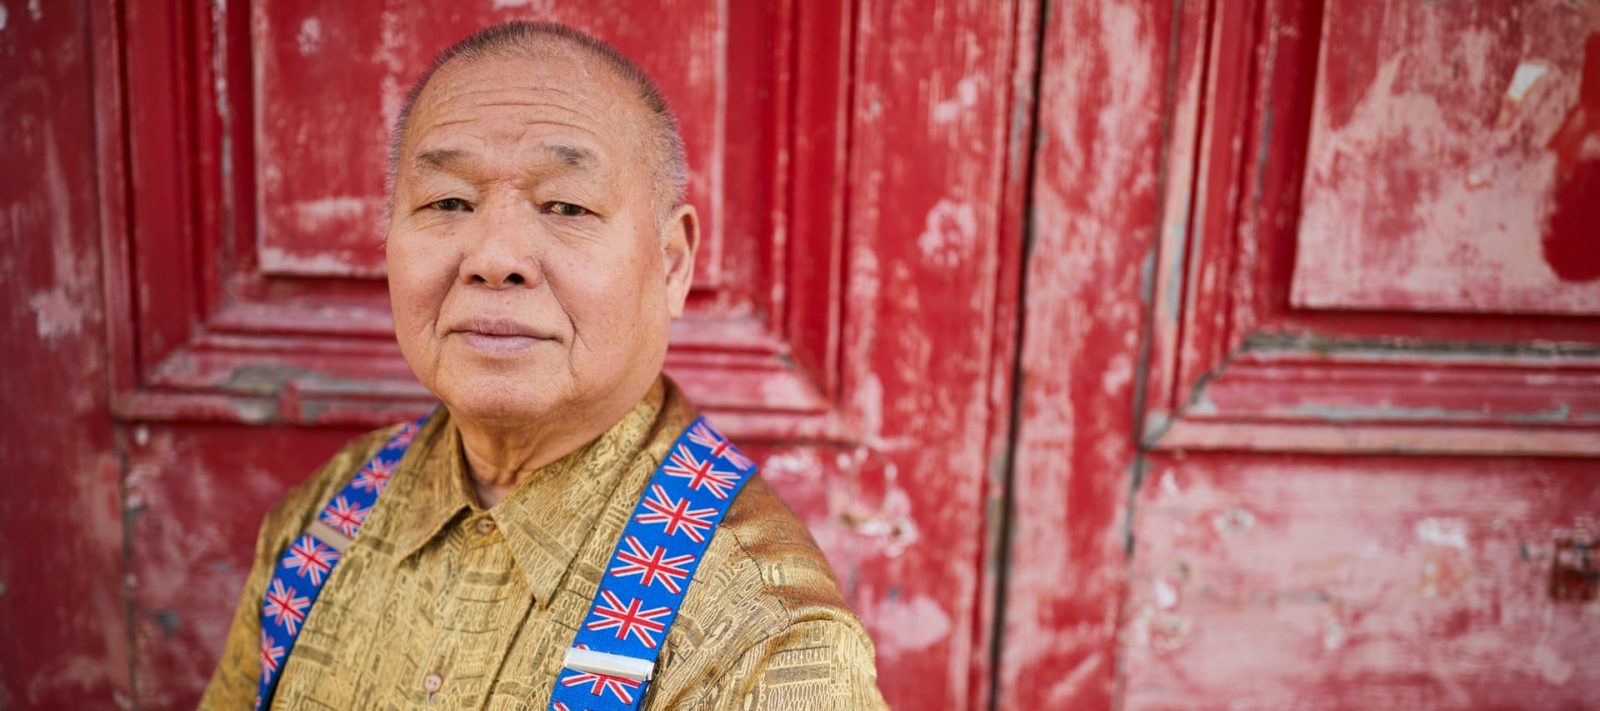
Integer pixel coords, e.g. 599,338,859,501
297,17,323,56
28,0,40,22
867,594,951,656
1504,61,1550,103
1415,517,1469,550
28,288,84,341
1154,578,1178,609
916,199,976,268
931,76,980,124
0,5,8,31
288,195,376,232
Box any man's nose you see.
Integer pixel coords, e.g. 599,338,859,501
458,206,542,289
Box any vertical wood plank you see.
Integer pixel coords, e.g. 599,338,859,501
840,0,1021,706
998,0,1175,706
0,0,131,705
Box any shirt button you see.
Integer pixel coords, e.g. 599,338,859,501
475,518,496,535
422,672,443,693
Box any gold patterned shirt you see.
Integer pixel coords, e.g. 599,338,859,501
200,377,887,709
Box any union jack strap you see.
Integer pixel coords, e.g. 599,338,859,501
254,413,430,710
548,417,758,711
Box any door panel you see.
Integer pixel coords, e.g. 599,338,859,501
91,0,1026,708
252,1,727,281
1293,0,1600,314
1003,0,1600,708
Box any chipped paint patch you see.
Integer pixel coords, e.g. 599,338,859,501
287,195,375,232
28,287,85,342
0,5,9,32
296,17,324,56
258,246,379,276
25,0,37,21
916,199,976,268
1505,61,1551,103
931,76,981,124
1211,508,1256,536
866,594,951,656
1416,517,1469,550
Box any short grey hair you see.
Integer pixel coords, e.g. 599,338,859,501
387,21,689,222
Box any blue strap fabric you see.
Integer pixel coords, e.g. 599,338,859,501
255,414,430,710
252,413,753,711
548,416,757,711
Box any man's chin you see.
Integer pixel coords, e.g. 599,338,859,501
434,375,569,425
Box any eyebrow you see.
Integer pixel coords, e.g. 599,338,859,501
412,143,599,173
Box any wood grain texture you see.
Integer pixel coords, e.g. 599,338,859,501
995,0,1175,706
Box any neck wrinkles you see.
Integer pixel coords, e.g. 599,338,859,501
450,379,665,508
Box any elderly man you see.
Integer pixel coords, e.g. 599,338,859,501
201,21,887,710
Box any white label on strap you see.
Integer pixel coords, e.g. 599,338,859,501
563,647,655,682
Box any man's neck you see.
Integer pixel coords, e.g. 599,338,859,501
456,421,593,509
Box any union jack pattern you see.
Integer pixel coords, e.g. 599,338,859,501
259,630,285,681
351,456,396,494
686,420,756,470
609,535,693,594
585,591,672,648
263,579,310,635
662,444,740,500
284,535,339,585
635,484,717,543
393,420,420,446
551,417,758,711
560,667,643,704
320,496,369,538
255,413,431,711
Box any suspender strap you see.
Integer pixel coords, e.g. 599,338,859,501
255,413,430,710
548,416,758,711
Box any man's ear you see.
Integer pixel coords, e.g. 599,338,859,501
661,203,699,318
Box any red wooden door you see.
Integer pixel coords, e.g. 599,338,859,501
59,0,1025,709
1000,0,1600,708
10,0,1596,709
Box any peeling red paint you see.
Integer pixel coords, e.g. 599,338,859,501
0,1,131,707
10,0,1600,709
1542,32,1600,282
1124,456,1600,710
1292,0,1600,314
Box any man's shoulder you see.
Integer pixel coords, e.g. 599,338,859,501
650,472,882,707
718,474,851,615
673,472,863,650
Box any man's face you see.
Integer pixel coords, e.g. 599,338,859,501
386,50,696,426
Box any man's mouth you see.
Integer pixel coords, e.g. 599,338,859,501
450,317,556,354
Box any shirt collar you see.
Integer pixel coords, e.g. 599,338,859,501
390,378,670,607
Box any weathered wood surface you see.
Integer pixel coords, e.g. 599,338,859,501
5,0,1599,709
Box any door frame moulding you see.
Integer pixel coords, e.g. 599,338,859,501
1140,0,1600,457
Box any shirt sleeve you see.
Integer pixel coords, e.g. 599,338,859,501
673,619,890,711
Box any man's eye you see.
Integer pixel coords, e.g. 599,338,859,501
428,198,471,212
546,201,591,218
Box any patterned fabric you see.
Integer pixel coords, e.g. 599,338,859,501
200,377,887,710
255,414,430,709
550,416,757,711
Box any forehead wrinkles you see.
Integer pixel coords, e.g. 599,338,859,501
407,57,650,167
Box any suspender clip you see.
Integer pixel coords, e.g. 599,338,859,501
563,647,654,682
